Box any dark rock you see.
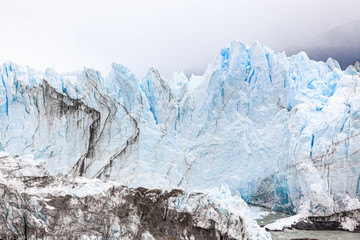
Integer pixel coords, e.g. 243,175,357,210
292,210,360,232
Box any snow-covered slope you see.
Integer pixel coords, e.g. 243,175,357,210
1,41,360,218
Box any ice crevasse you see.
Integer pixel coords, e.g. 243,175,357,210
1,41,360,217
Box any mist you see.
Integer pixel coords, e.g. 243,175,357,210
0,0,359,79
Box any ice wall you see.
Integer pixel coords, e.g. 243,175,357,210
1,41,360,215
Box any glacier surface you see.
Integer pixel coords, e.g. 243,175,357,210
1,41,360,217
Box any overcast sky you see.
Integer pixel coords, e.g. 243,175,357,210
0,0,359,79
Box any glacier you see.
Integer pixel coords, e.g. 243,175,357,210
1,41,360,222
0,152,270,239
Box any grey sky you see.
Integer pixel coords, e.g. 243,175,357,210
0,0,359,79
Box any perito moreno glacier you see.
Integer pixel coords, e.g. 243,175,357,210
1,41,360,238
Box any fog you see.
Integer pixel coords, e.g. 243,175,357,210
0,0,359,79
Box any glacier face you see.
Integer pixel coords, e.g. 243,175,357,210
1,41,360,216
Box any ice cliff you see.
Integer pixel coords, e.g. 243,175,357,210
1,41,360,219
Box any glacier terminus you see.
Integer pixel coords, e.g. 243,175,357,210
1,41,360,239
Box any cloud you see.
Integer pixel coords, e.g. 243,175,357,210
0,0,359,79
287,19,360,69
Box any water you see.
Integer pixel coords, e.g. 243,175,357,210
271,229,360,240
249,206,360,240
